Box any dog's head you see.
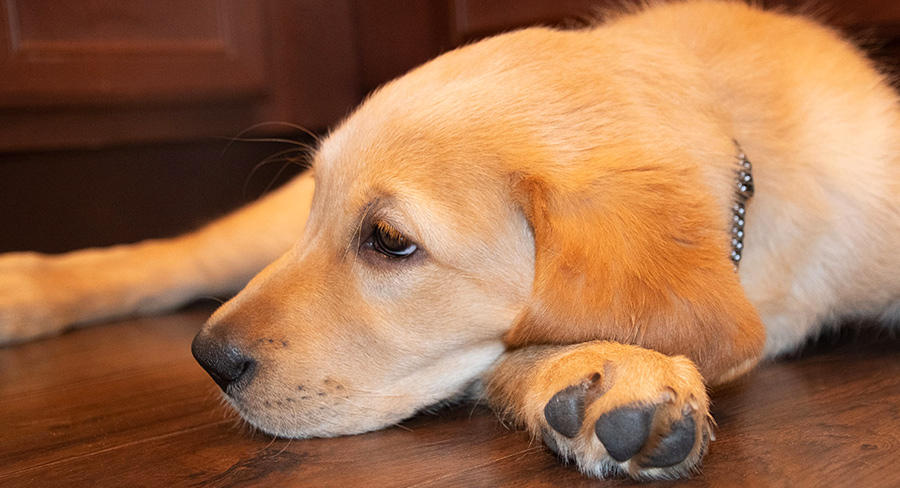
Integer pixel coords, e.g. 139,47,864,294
192,28,763,438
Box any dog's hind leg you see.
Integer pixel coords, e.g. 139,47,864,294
0,171,315,345
483,341,711,481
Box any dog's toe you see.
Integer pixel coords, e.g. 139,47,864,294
544,382,590,438
646,410,696,467
594,405,655,462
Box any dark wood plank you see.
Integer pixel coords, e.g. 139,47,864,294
0,305,897,487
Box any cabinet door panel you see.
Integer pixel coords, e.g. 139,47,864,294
0,0,267,106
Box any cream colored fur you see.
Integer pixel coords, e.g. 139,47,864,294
0,1,897,480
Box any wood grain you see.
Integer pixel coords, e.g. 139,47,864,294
0,305,897,487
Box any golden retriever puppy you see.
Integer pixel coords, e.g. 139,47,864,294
1,0,898,480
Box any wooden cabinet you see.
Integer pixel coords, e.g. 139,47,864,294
0,0,358,151
1,1,266,106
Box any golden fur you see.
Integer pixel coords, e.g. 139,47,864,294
1,1,898,480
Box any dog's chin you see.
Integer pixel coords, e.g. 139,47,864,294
224,388,473,439
224,396,404,439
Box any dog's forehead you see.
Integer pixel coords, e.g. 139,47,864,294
314,40,544,182
307,38,570,238
316,107,497,202
308,117,524,258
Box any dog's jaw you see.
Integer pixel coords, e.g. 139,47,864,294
222,340,507,438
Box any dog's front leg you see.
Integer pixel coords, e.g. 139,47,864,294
0,171,315,345
483,341,711,481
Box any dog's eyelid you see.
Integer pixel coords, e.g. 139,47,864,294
362,201,416,240
351,197,429,262
369,215,415,241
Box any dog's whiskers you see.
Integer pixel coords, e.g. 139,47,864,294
259,158,303,198
390,422,414,432
227,136,316,151
220,120,320,157
200,295,227,306
343,202,375,264
243,148,313,198
275,438,294,455
260,434,279,453
467,394,487,421
229,120,322,145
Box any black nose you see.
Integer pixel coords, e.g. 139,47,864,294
191,329,256,393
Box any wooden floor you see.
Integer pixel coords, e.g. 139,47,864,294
1,304,898,488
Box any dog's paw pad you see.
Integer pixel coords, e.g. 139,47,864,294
646,411,696,467
544,371,606,438
539,381,707,479
544,383,588,438
594,405,655,462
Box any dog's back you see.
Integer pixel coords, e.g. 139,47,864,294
652,1,900,351
629,1,900,352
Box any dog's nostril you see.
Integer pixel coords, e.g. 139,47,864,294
191,330,257,393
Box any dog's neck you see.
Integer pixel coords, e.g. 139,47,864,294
730,143,754,270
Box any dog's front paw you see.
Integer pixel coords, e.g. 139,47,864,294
541,367,709,480
488,341,711,481
0,252,70,345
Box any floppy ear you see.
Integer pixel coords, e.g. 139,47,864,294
506,156,765,381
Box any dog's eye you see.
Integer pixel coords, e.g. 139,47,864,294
371,221,417,258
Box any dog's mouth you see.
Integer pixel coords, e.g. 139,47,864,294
225,393,433,439
222,372,485,439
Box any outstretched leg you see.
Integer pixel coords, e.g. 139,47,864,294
483,341,713,481
0,171,315,344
